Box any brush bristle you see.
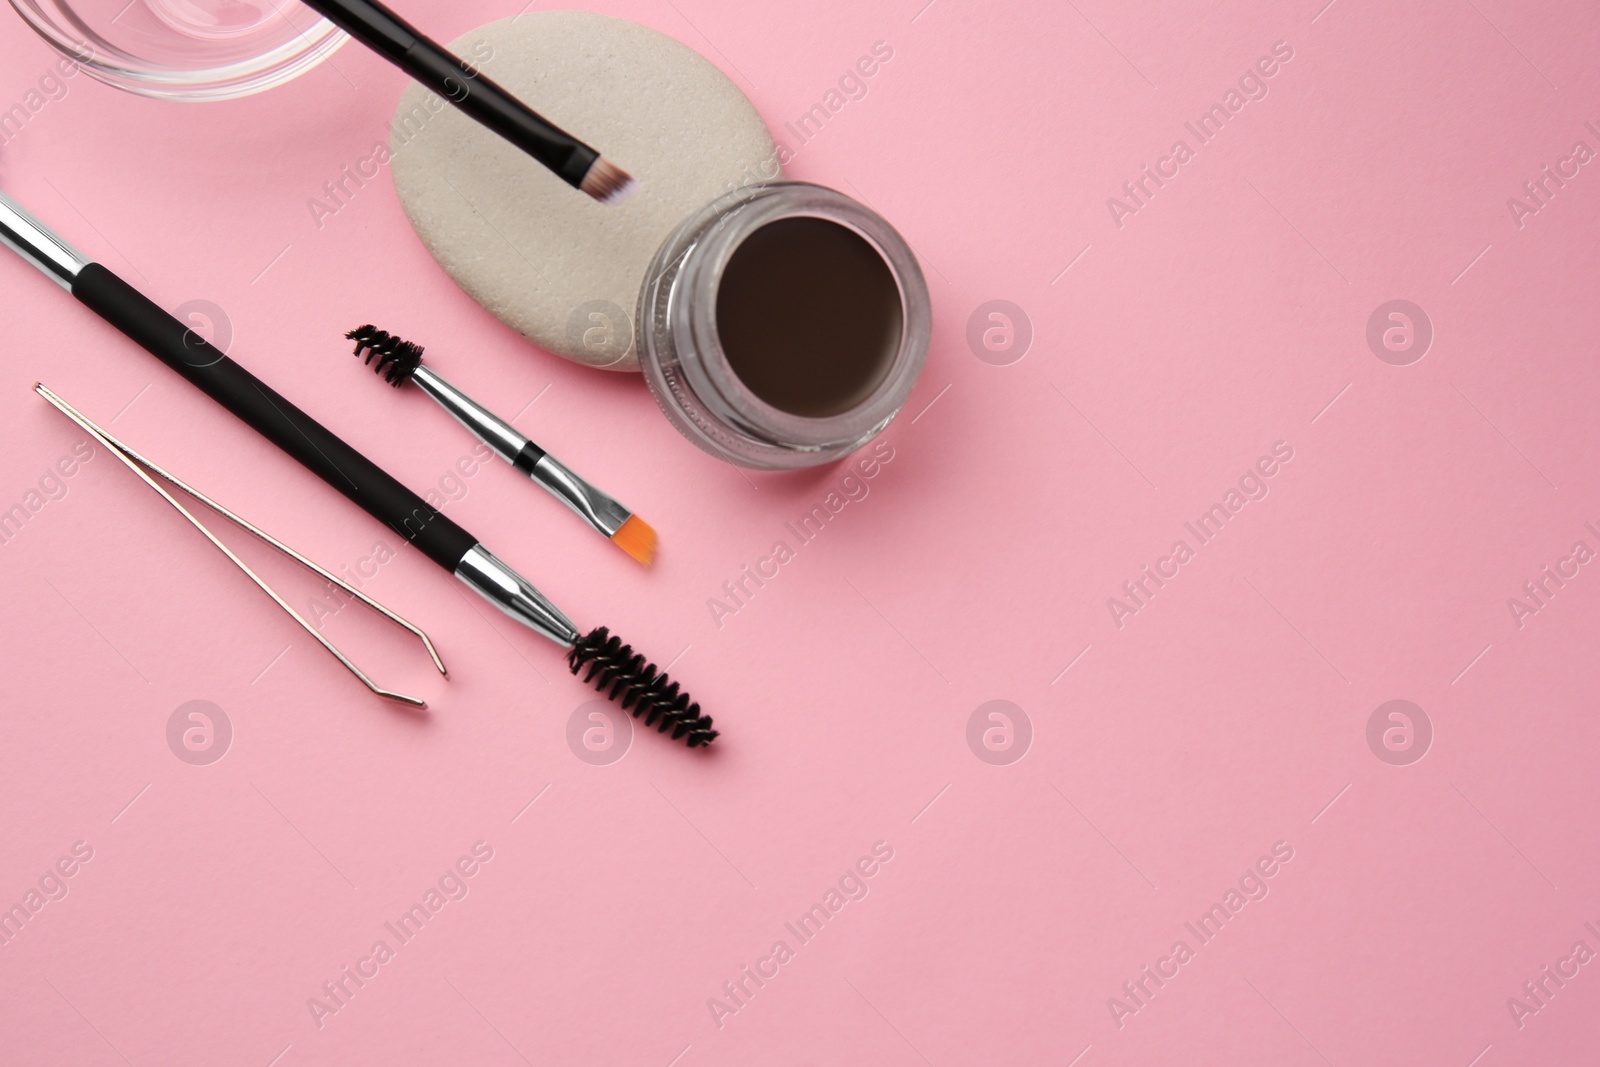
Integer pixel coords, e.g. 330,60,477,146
610,514,657,566
346,325,424,387
579,157,636,205
568,627,717,747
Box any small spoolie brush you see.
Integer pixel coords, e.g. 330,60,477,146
347,325,657,566
567,628,716,746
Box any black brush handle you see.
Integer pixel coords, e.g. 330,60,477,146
71,263,480,572
299,0,597,187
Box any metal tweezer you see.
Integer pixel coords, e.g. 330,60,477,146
35,383,446,708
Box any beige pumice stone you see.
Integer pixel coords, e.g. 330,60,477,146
389,10,780,371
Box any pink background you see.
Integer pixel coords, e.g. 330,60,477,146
2,0,1598,1064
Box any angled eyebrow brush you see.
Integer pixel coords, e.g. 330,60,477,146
299,0,634,203
0,191,714,748
346,325,656,566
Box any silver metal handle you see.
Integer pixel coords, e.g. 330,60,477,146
412,364,527,461
454,544,581,647
0,190,88,289
413,363,632,538
530,453,632,538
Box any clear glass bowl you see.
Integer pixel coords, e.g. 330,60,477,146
9,0,346,101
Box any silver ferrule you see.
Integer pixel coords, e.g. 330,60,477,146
454,544,581,647
0,190,88,289
531,454,632,538
412,364,527,461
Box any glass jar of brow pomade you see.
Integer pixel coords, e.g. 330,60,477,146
637,182,931,470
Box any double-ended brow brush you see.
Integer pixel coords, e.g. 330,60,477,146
299,0,634,204
0,191,714,748
347,326,656,566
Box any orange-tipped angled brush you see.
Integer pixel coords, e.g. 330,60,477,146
347,326,657,566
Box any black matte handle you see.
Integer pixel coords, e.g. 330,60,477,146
300,0,596,187
72,263,480,572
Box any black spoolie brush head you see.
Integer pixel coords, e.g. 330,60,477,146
347,325,424,388
568,627,718,748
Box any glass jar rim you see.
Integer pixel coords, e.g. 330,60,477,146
670,182,930,451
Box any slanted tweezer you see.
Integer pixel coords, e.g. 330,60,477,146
34,383,446,708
